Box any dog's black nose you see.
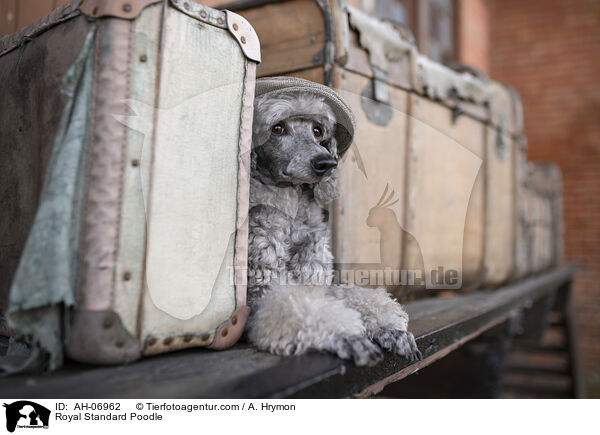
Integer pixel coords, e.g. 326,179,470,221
311,156,337,175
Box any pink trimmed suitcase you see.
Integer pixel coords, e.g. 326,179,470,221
1,0,260,370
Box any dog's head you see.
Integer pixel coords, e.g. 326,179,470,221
251,78,355,206
252,93,339,184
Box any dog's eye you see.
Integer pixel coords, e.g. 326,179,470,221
313,125,323,138
271,124,285,135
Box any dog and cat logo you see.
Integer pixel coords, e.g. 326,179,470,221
3,401,50,432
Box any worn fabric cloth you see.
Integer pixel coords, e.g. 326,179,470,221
1,27,97,374
254,77,356,156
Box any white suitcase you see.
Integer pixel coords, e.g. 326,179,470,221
1,0,260,371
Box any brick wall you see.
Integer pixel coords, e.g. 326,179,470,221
455,0,490,74
490,0,600,397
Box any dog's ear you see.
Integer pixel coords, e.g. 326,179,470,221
334,122,353,158
313,168,340,208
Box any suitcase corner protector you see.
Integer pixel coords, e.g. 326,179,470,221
207,305,250,350
65,309,141,365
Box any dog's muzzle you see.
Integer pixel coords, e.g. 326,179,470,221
311,155,337,176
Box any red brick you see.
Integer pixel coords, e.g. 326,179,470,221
490,0,600,397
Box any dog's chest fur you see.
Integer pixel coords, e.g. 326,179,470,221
249,180,327,249
247,177,334,304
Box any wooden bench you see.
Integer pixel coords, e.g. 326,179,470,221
0,265,576,398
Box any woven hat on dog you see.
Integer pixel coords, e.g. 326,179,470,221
254,77,356,156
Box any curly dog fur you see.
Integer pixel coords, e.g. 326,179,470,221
246,89,421,366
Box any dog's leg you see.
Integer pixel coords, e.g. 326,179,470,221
288,208,335,287
247,284,383,366
329,285,422,361
288,233,334,287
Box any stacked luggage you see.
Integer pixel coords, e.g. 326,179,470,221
0,0,564,370
220,0,564,296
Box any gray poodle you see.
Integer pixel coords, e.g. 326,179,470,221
246,77,421,366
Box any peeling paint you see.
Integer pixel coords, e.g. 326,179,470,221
347,5,413,74
360,82,393,126
416,55,490,106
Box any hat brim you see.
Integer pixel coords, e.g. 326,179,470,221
255,77,356,156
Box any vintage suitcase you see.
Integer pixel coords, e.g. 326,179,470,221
486,81,527,285
0,0,260,371
523,162,564,273
211,0,529,295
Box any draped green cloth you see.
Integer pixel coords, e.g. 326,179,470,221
1,27,97,374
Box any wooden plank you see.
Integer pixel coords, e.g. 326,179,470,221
0,265,576,398
503,371,572,392
297,266,576,398
0,0,17,36
237,0,325,77
279,66,324,83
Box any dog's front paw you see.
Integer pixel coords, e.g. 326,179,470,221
374,329,422,362
333,336,384,367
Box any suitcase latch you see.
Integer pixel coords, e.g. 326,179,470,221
347,5,413,104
